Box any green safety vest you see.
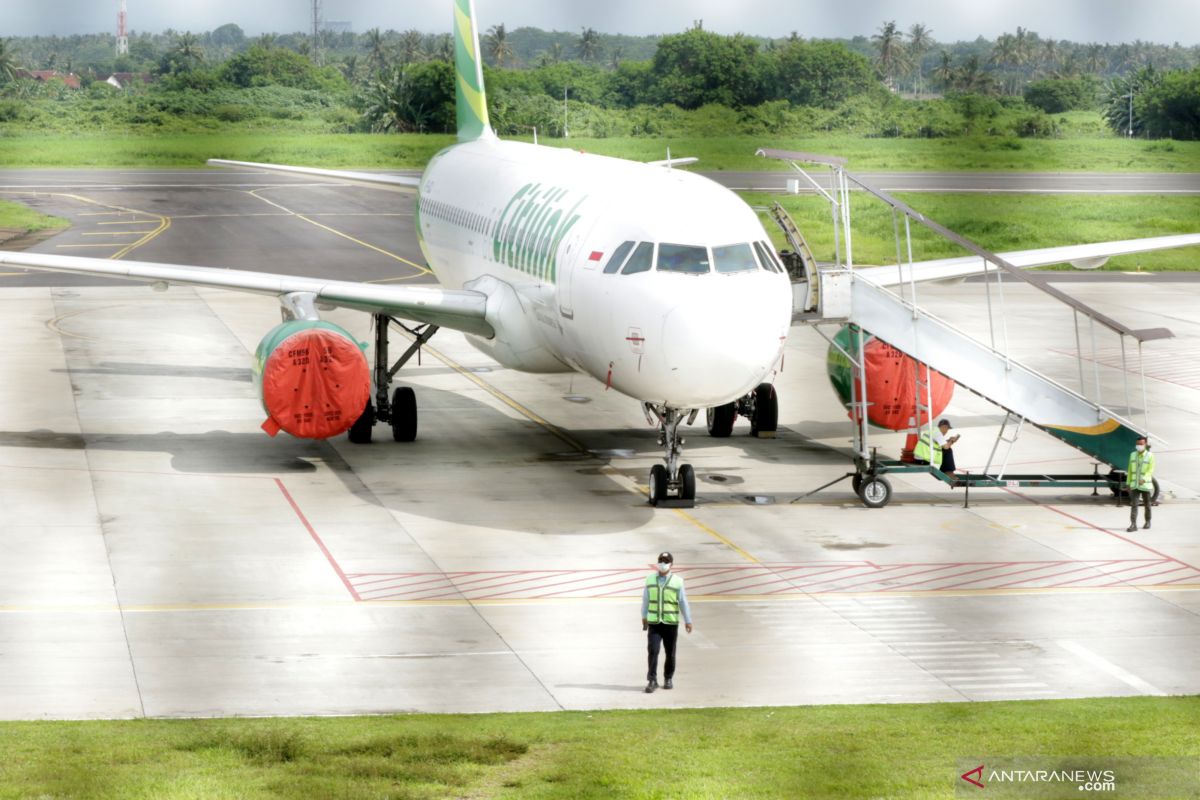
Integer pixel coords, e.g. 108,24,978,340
646,573,683,625
1126,450,1155,492
913,430,943,468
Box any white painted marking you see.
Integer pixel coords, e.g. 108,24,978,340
953,682,1050,689
931,668,1026,675
1057,639,1166,696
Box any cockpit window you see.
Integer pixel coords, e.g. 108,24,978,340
657,243,710,274
621,241,655,274
712,243,759,274
753,241,784,273
603,241,635,274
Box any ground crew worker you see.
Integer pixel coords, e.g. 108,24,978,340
1126,435,1156,532
641,551,692,693
913,424,943,469
913,419,959,479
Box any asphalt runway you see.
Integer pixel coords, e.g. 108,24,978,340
1,169,1199,719
705,170,1200,194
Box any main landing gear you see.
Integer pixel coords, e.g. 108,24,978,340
706,382,779,439
645,405,697,508
348,314,439,444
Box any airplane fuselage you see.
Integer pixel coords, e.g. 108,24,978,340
416,138,793,409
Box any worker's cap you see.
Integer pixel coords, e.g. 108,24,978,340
937,419,951,427
657,552,674,564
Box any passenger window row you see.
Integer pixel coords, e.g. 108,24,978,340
602,240,786,275
423,198,491,236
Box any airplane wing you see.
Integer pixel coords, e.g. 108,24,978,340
206,159,422,192
0,251,494,338
856,234,1200,287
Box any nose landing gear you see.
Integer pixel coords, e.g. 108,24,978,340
645,404,697,508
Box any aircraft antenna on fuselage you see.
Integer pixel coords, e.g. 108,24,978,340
453,0,495,142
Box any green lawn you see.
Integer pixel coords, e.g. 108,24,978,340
0,198,70,237
0,697,1196,799
2,131,1199,172
747,192,1200,271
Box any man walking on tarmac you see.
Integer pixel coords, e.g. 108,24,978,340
1126,435,1156,532
641,552,693,693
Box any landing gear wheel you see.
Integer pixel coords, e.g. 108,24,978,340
390,386,418,442
750,383,778,438
679,464,696,502
707,403,736,438
348,401,374,444
858,475,892,509
649,464,669,507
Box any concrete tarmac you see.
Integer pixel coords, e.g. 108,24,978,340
1,170,1198,719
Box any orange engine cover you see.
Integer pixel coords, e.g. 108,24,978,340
827,326,954,431
256,320,370,439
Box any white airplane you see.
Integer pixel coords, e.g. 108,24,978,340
1,0,1198,508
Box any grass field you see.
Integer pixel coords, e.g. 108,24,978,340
0,697,1195,799
748,192,1200,271
2,131,1200,172
0,198,70,238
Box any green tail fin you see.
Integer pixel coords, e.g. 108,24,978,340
453,0,493,142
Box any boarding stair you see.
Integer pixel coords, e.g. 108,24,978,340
757,150,1163,475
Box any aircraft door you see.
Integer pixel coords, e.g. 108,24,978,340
556,215,599,321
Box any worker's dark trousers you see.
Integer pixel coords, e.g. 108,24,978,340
647,623,679,681
1130,489,1152,525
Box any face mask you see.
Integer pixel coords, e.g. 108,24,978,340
1136,444,1146,452
657,562,671,574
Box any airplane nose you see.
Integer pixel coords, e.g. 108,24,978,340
660,299,786,407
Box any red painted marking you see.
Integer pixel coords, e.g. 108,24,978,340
989,562,1107,590
1003,488,1200,573
883,562,1011,592
588,250,603,261
274,479,360,601
1045,560,1164,588
472,569,635,599
625,335,645,343
532,571,670,599
938,561,1071,590
793,563,962,593
356,573,459,596
1153,573,1200,586
1104,564,1190,587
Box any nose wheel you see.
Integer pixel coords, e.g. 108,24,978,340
645,405,697,508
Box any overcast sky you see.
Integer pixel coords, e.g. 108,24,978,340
5,0,1200,45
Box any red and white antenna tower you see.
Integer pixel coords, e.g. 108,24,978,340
117,0,129,56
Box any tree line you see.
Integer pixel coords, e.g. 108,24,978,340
1,21,1198,140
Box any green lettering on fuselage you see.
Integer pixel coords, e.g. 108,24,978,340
491,183,587,281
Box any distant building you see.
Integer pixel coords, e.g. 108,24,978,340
15,69,82,90
103,72,154,90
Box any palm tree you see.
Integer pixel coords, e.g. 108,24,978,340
363,28,389,75
907,23,933,97
429,34,454,63
872,21,908,90
990,33,1018,93
399,29,424,64
1040,38,1059,77
578,27,602,62
538,42,564,67
609,45,625,70
0,39,19,84
339,54,360,83
932,50,954,92
486,23,514,67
